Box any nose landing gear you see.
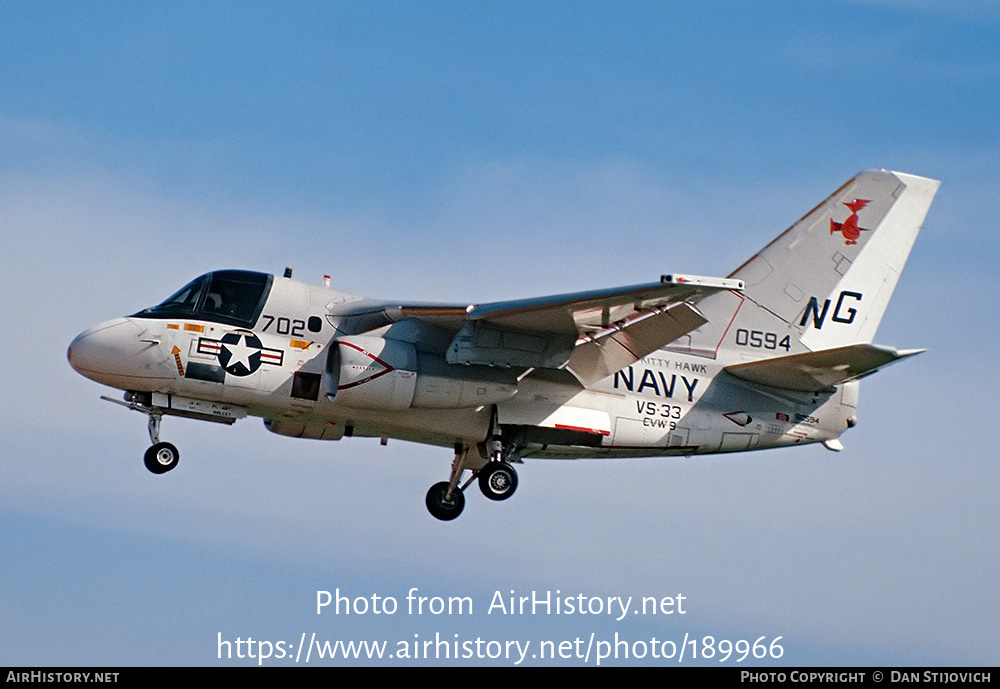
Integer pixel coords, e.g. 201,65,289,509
101,392,180,475
141,409,180,474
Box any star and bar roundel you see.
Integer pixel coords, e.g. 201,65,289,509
197,331,284,376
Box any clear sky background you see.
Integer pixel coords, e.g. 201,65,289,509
1,1,997,666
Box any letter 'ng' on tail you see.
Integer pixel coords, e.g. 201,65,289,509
667,170,939,370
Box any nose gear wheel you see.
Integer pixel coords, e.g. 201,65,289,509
144,442,179,474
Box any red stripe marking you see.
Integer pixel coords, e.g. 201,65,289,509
554,423,610,436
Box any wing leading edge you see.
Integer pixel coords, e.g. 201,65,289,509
392,274,743,378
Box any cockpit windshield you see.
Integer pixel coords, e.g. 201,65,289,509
132,270,272,328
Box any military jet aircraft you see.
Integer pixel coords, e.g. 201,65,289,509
68,169,938,520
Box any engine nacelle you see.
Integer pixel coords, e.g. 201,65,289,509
328,335,517,410
329,335,419,410
264,418,345,440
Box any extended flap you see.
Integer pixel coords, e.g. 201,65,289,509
566,303,708,385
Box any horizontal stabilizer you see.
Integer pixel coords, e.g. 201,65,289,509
724,344,925,392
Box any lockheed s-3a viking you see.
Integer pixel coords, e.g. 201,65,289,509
68,170,938,520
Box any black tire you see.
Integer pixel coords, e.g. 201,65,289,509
425,481,465,521
144,442,179,474
478,462,518,501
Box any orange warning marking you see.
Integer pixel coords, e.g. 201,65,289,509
171,346,184,376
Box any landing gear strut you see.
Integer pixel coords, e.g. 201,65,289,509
425,444,475,521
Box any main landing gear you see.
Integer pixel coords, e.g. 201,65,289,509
478,461,518,501
425,431,520,521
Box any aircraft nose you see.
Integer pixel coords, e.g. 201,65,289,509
68,318,171,387
68,318,135,378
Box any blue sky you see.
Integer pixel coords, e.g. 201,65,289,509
1,1,997,666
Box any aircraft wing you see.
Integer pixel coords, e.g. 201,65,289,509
724,344,925,392
392,274,743,378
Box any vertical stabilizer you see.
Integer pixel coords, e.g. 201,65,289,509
669,170,938,359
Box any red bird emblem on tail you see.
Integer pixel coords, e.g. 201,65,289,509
830,198,871,245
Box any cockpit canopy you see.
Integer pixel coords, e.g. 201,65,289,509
132,270,272,328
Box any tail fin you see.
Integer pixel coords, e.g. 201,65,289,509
668,170,939,359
